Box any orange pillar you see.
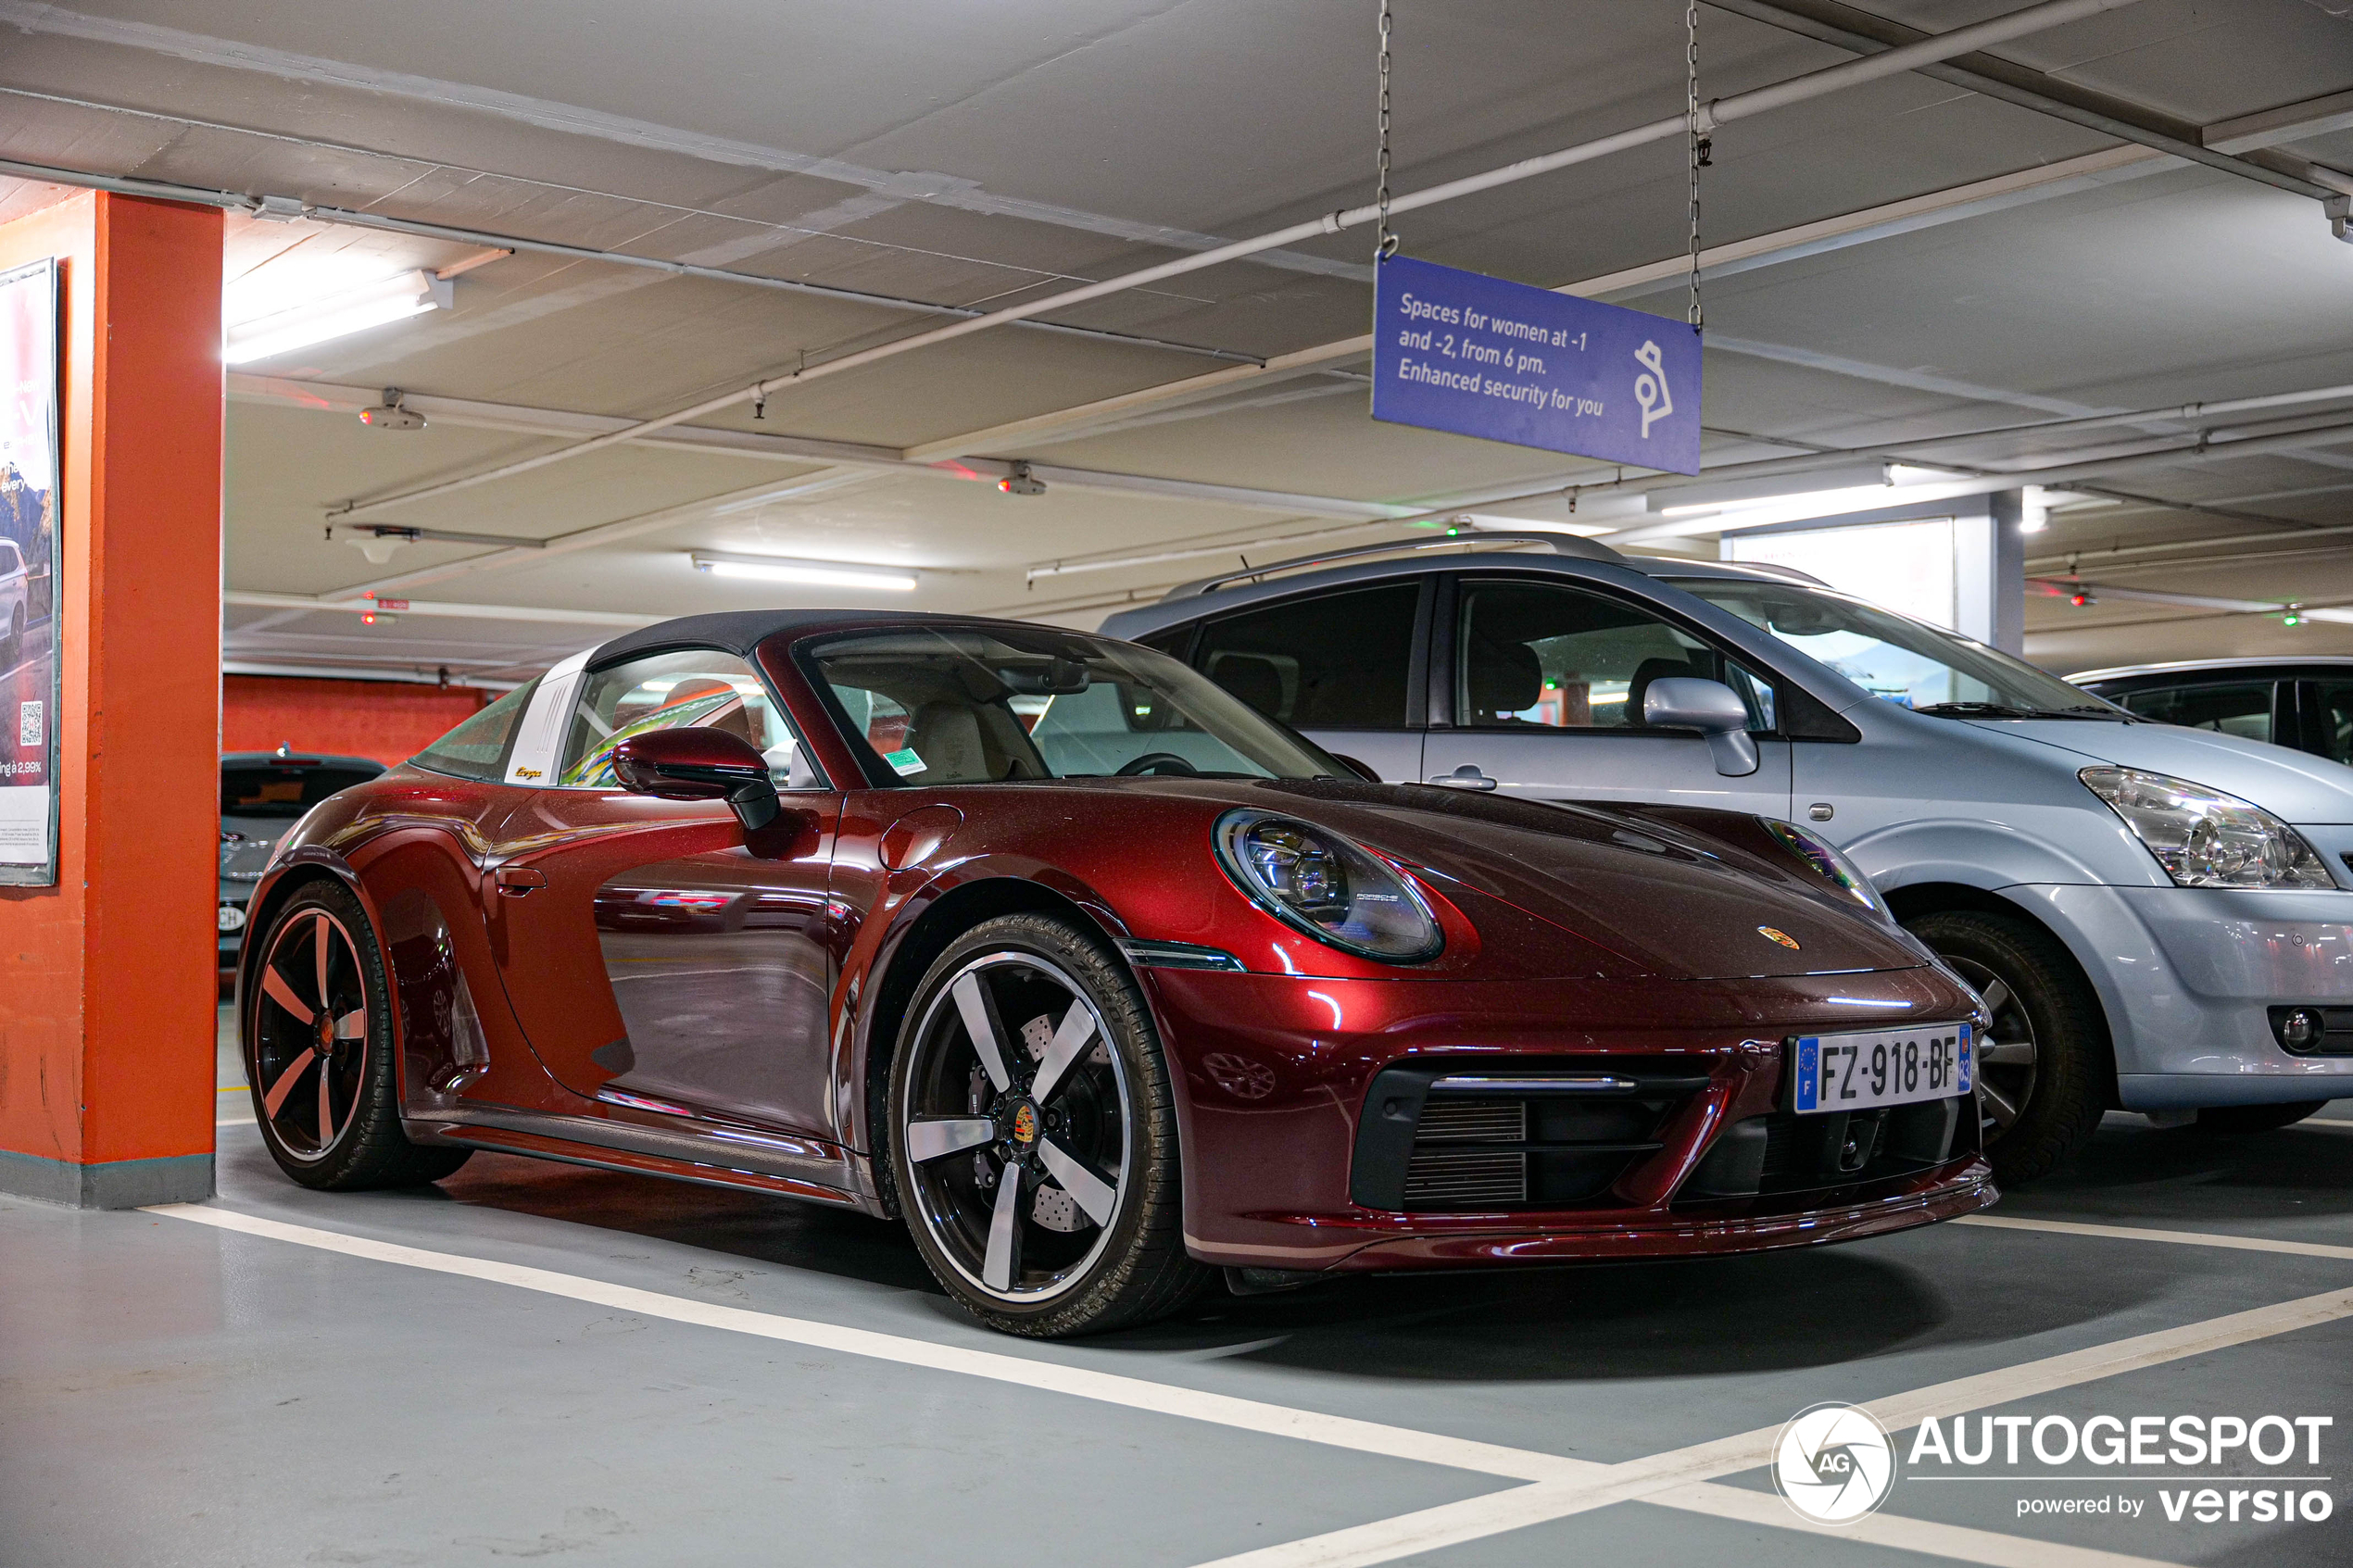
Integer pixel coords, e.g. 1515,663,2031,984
0,190,223,1206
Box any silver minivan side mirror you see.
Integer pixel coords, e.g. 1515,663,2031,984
1642,677,1760,777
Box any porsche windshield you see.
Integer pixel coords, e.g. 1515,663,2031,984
800,627,1341,784
1669,578,2121,720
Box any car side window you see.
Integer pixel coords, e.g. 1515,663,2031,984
0,540,19,572
2115,682,2272,745
1456,580,1775,732
412,679,539,782
2311,683,2353,762
1191,583,1419,730
558,649,824,790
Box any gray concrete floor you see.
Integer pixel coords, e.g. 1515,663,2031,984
1,1007,2346,1566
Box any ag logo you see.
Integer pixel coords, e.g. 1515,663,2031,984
1756,925,1801,950
1771,1402,1894,1524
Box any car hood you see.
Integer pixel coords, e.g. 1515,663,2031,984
1229,780,1927,981
1970,719,2353,824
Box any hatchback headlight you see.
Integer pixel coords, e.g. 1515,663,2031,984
2080,767,2334,889
1760,819,1886,916
1213,809,1443,963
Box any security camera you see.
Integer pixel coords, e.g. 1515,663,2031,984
359,388,427,431
998,461,1047,497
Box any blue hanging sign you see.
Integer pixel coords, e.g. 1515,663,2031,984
1371,255,1703,475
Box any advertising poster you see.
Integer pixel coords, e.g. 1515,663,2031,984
0,257,58,885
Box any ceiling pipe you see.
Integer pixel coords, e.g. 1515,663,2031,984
315,0,2141,522
2030,577,2353,625
1705,0,2347,202
0,155,1268,370
223,590,657,626
1597,417,2353,545
1387,380,2353,525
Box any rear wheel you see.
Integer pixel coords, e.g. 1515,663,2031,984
2196,1100,2327,1134
244,881,471,1190
887,914,1210,1336
1906,909,2107,1185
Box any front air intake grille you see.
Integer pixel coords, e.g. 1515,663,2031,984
1403,1150,1528,1207
1414,1098,1527,1144
1353,1060,1710,1213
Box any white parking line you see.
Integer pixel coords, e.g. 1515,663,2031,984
1651,1480,2183,1568
143,1202,2342,1568
143,1203,1592,1483
1190,1284,2353,1567
1960,1213,2353,1262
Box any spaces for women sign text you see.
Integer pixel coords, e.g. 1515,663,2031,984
1372,256,1702,475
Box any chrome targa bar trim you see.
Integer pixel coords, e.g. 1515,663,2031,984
1116,939,1247,972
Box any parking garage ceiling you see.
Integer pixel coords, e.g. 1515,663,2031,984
5,0,2353,682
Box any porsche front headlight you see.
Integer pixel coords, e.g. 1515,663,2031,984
2080,767,2334,889
1213,809,1442,963
1760,818,1886,916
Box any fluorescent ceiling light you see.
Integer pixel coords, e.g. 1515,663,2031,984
690,550,918,592
223,270,453,364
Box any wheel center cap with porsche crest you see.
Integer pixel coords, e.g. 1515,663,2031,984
1757,925,1802,950
1008,1100,1040,1148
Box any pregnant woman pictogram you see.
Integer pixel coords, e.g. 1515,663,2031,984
1633,338,1674,437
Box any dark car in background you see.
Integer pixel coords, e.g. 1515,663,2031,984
220,748,385,972
2071,659,2353,765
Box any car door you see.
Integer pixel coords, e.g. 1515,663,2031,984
484,646,846,1137
1420,573,1793,814
1183,578,1429,781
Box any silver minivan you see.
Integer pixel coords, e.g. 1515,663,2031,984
1103,536,2353,1181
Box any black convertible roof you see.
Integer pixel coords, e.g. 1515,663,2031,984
587,608,976,668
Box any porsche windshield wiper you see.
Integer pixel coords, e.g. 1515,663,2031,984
1914,701,2119,721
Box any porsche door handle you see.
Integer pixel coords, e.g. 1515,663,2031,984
1426,765,1498,791
495,867,547,896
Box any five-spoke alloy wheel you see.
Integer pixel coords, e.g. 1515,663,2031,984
889,914,1208,1336
243,881,470,1189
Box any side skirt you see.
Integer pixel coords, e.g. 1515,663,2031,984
411,1110,875,1212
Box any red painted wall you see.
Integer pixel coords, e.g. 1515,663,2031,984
222,675,488,766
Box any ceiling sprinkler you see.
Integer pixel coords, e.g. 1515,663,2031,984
359,388,427,431
998,461,1047,496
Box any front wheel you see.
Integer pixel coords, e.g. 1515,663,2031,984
1906,909,2108,1185
2196,1100,2327,1134
244,880,472,1190
887,914,1210,1336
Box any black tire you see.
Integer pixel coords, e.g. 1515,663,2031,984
243,880,472,1190
2195,1100,2327,1134
886,913,1211,1336
1906,909,2108,1185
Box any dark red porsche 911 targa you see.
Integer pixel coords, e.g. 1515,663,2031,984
238,609,1994,1336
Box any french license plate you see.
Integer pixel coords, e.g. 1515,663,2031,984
1792,1024,1972,1114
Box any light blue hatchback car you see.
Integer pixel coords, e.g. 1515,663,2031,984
1104,535,2353,1181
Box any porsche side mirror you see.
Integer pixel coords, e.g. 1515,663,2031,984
1330,753,1382,782
1642,677,1760,778
611,728,782,832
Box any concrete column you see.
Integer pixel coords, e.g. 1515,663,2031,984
0,191,223,1207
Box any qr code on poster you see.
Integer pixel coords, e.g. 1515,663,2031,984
19,701,41,748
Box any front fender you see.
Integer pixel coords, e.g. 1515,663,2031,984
1843,816,2128,894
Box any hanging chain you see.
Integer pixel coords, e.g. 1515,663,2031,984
1686,0,1706,331
1376,0,1398,261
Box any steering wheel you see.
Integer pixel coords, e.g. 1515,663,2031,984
1115,752,1200,777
